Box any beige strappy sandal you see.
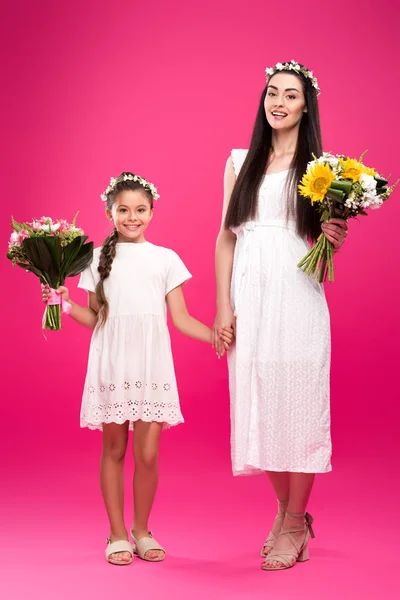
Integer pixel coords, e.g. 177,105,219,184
260,500,288,557
105,538,134,565
261,512,315,571
130,530,165,562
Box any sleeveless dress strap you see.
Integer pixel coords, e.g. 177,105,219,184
231,149,248,177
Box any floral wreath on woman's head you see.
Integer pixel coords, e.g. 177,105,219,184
100,173,160,202
265,60,321,96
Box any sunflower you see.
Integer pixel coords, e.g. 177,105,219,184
361,165,377,177
299,163,334,203
339,158,365,182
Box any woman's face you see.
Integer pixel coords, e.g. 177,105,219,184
264,72,307,131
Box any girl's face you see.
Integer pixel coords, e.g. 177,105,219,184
264,72,307,131
107,189,153,243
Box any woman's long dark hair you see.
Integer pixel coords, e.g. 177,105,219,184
224,66,322,241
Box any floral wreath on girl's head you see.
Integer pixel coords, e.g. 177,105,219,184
100,173,160,202
265,60,321,96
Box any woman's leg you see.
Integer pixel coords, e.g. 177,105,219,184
263,472,315,568
132,420,164,559
266,471,290,503
261,472,290,555
101,421,130,563
287,472,315,514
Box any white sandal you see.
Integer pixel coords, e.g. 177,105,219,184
105,538,134,565
130,530,165,562
261,512,315,571
260,500,289,557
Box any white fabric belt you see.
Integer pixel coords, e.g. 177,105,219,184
243,219,296,231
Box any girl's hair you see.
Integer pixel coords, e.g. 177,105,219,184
224,64,322,241
96,172,154,326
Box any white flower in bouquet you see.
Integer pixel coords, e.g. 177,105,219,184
361,192,382,210
40,222,60,233
359,173,378,193
344,194,360,210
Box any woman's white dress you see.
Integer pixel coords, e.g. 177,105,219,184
228,149,332,475
78,241,192,430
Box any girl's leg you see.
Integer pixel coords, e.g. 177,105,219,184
101,421,130,563
132,420,163,559
263,472,315,568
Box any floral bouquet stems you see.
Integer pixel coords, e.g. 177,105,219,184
297,152,398,282
7,214,93,330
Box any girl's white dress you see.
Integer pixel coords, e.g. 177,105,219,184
228,149,332,475
78,241,191,430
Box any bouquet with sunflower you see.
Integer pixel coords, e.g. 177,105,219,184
297,152,398,282
7,214,93,330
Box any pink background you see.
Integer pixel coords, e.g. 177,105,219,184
1,1,399,598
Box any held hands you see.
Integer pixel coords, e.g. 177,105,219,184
321,218,348,252
212,304,236,359
216,325,235,358
41,284,70,304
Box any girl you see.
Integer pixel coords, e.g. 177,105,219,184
43,172,233,565
213,62,348,571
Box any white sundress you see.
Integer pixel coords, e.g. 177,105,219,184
228,149,332,475
78,241,192,430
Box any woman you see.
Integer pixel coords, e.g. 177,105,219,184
213,61,347,571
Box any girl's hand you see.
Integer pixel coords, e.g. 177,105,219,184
321,218,348,252
220,325,234,348
41,284,70,304
212,304,236,358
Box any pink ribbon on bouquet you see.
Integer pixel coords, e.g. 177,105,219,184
41,287,71,339
46,288,72,315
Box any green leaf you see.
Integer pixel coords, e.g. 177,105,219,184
15,261,48,281
329,180,353,195
66,242,94,278
22,237,62,287
375,177,389,187
326,188,345,203
60,236,86,280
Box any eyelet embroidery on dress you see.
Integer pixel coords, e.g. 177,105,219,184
83,381,180,428
87,381,175,395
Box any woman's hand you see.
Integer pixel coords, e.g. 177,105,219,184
321,218,348,252
41,284,70,303
213,304,236,358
